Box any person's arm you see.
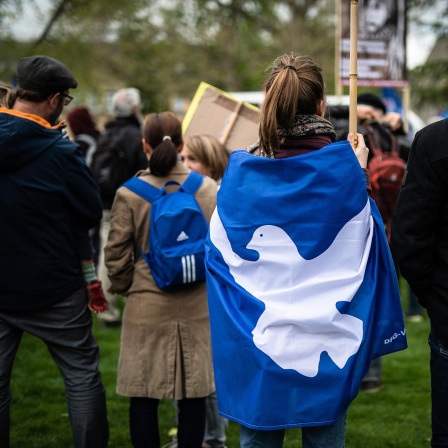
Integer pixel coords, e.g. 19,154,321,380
64,139,109,309
391,127,446,304
80,259,109,313
73,225,94,260
104,189,135,295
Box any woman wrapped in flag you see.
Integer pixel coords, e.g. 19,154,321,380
204,53,407,448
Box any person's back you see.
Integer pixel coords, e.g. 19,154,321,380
0,55,109,448
392,118,448,331
0,89,101,310
91,88,147,210
391,118,448,447
204,52,406,448
105,111,216,448
91,87,148,327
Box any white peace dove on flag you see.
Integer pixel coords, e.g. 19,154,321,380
209,200,374,377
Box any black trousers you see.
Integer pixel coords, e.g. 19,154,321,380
129,396,206,448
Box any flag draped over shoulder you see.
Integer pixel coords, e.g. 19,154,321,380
205,141,407,430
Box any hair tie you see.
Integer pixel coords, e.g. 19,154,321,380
285,65,296,72
163,135,172,141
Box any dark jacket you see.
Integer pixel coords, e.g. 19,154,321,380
326,105,411,162
99,115,147,209
391,118,448,345
0,108,102,310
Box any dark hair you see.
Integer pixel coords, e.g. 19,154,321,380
66,106,98,135
260,53,326,152
15,87,51,103
143,112,183,177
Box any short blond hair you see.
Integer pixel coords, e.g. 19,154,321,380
184,135,230,181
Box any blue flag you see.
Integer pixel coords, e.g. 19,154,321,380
205,141,407,430
381,87,404,116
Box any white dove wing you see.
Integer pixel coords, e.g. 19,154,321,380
209,201,374,378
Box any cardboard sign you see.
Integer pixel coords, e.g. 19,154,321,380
182,82,260,151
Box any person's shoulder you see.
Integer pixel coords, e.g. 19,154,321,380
108,117,140,130
52,133,92,165
176,165,218,195
418,118,448,138
415,119,448,148
59,131,79,148
177,168,217,197
412,119,448,163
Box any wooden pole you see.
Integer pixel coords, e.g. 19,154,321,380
349,0,359,148
402,86,410,135
220,101,243,145
335,0,343,97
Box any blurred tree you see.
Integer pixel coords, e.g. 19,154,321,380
407,0,448,110
0,0,336,112
408,0,447,35
1,0,445,114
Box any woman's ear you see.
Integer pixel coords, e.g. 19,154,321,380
177,141,184,153
316,99,325,117
142,138,151,155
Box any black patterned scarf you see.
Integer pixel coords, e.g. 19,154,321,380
248,114,337,158
278,114,337,140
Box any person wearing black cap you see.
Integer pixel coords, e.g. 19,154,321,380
327,93,414,393
0,55,109,447
15,55,78,124
14,58,109,313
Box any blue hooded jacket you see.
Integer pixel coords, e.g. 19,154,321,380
0,108,102,310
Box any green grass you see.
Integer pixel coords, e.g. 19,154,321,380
10,300,431,447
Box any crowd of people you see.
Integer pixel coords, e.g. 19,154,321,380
0,52,446,448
